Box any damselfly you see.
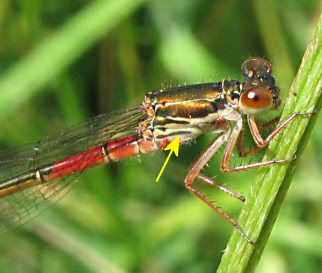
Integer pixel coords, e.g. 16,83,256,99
0,57,312,243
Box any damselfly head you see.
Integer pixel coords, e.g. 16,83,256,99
239,57,281,114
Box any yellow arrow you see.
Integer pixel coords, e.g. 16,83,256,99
155,137,181,182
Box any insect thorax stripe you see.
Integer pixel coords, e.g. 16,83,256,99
148,84,229,142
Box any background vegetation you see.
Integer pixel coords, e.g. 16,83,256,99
0,1,320,272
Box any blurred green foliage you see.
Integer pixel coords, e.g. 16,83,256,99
0,0,321,272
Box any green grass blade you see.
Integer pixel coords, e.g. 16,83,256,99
217,14,322,273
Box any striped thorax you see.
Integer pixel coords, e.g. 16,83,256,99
141,80,243,146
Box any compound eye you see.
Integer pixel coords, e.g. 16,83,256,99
242,57,272,81
240,87,273,112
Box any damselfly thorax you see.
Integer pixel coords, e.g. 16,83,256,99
0,57,312,243
142,81,241,144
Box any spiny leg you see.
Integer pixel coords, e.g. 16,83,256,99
184,129,254,244
222,118,292,173
247,112,314,148
198,174,245,202
222,111,314,173
237,117,280,158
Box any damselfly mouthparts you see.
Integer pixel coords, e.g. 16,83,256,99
0,57,312,243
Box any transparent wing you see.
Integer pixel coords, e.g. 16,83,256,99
0,105,147,233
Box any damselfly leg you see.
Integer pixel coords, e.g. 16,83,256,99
237,117,280,157
185,110,314,244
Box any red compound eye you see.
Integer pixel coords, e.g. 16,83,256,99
240,87,273,112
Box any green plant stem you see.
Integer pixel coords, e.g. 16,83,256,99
217,14,322,273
